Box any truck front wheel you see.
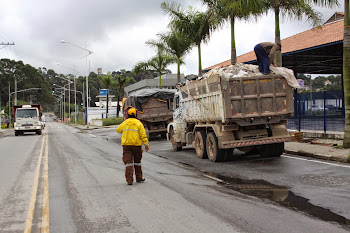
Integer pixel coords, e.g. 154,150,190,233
206,132,224,162
15,131,19,136
169,128,182,151
195,131,207,159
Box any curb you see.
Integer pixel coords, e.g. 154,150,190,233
284,149,349,163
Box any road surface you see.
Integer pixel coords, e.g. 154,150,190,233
0,121,349,233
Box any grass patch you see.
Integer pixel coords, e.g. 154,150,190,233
102,117,123,126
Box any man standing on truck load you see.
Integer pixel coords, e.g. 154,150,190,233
254,42,281,75
116,107,149,185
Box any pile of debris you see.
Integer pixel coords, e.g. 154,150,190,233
202,63,301,89
203,63,273,78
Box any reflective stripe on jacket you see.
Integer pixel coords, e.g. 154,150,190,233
116,118,149,146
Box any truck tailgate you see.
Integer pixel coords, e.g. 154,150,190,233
223,75,294,119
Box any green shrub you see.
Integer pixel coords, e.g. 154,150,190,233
102,117,123,126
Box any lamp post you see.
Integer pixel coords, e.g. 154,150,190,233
56,63,78,124
53,83,69,122
61,40,93,125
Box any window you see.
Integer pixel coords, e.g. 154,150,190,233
16,109,37,118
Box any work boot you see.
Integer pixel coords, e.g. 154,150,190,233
136,178,145,183
127,182,133,185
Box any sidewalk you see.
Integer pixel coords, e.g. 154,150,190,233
285,130,350,163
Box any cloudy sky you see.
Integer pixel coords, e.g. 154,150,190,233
0,0,345,77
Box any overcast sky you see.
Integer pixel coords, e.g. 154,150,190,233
0,0,345,77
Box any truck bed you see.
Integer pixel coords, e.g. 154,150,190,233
180,74,294,125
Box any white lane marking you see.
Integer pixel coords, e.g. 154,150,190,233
89,134,97,138
282,155,350,168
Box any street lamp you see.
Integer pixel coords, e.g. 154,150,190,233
53,83,70,122
56,63,77,124
61,40,93,125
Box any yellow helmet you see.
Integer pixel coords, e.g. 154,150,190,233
128,107,137,116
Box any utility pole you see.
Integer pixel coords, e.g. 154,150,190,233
0,42,15,46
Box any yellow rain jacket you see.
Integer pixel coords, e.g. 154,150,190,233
116,118,149,146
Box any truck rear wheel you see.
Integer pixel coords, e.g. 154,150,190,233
206,132,224,162
169,128,182,151
15,131,19,136
195,131,207,159
259,143,284,158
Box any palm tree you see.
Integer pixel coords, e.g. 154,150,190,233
133,48,177,88
98,72,115,118
262,0,339,67
147,30,192,83
343,0,350,148
115,74,130,117
200,0,265,65
161,2,216,76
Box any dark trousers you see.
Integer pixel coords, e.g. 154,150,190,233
254,44,270,74
122,145,143,183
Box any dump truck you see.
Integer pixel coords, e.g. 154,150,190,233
13,104,43,136
167,64,300,162
123,89,176,139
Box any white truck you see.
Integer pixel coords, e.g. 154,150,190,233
167,64,298,162
13,104,43,136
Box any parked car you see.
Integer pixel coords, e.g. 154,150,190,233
325,104,339,110
310,105,323,111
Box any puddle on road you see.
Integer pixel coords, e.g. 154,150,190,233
206,172,350,226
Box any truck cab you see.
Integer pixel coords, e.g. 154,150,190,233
14,104,42,136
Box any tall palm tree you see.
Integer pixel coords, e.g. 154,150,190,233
133,48,177,88
115,74,130,117
161,2,216,76
343,0,350,148
147,30,192,83
98,72,116,118
201,0,265,65
262,0,338,67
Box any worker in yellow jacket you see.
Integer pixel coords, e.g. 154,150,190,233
117,108,149,185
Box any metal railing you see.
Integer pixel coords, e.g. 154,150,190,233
287,90,345,133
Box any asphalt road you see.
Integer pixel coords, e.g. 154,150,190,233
0,121,349,233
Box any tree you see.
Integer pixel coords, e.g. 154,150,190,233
161,2,216,76
115,74,131,117
343,0,350,148
0,59,55,112
201,0,265,65
147,30,192,83
98,72,116,118
133,46,176,88
261,0,330,67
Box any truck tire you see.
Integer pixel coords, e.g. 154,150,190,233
169,128,182,151
145,128,150,140
161,132,167,139
15,131,19,136
37,130,42,135
194,131,207,159
259,143,284,158
206,132,224,162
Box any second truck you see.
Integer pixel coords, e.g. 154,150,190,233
123,89,175,139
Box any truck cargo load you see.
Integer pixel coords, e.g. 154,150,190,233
167,64,300,162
